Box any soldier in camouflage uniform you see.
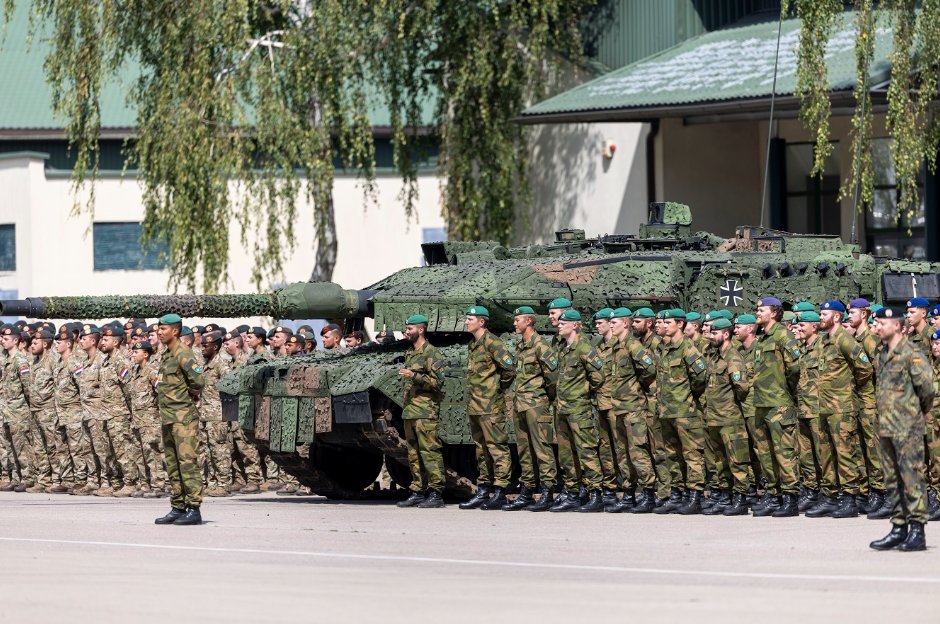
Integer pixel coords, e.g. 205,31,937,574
26,329,71,493
869,307,933,551
733,314,762,497
395,314,447,509
53,330,92,495
549,309,606,513
751,297,801,517
154,314,206,526
593,308,628,503
606,307,657,513
927,330,940,521
1,324,35,491
230,326,268,494
906,298,933,357
652,309,708,515
684,312,709,355
502,306,558,512
632,307,674,500
128,340,166,497
198,332,233,496
459,306,515,510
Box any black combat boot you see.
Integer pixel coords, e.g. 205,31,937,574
155,507,186,525
653,487,683,514
417,490,444,508
606,489,636,513
856,493,870,514
806,494,840,518
480,486,507,510
459,485,491,510
870,523,908,550
798,489,819,512
676,491,703,515
771,493,799,517
173,507,202,525
930,500,940,522
927,490,939,514
831,492,860,518
578,486,589,505
549,490,581,512
630,488,656,514
721,493,749,516
577,490,605,512
602,489,619,507
396,490,425,508
898,521,926,552
867,495,893,520
527,486,554,512
502,486,534,511
751,495,781,517
745,485,759,507
703,491,730,515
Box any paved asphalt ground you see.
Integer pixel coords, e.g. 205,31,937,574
0,492,937,623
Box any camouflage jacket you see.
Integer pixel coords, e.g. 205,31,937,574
53,352,82,411
246,349,273,366
1,349,31,415
99,352,132,419
656,335,707,420
511,332,557,411
402,340,446,420
694,334,709,356
876,337,934,438
855,328,878,411
466,330,515,416
555,333,605,415
908,324,933,359
28,350,57,412
639,333,661,413
933,356,940,418
736,341,757,420
158,341,206,425
595,336,615,411
753,321,800,407
199,354,230,422
609,334,656,415
797,334,822,418
817,327,873,415
128,360,159,415
704,341,749,426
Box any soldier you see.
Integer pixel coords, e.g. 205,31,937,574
128,339,166,498
502,306,558,512
926,331,940,522
547,297,572,349
632,307,673,501
96,326,142,497
751,297,801,517
226,328,265,495
344,330,364,349
53,330,92,495
283,334,304,357
269,326,292,356
605,307,657,513
1,324,35,491
684,311,709,354
702,318,751,516
869,307,933,551
459,306,515,511
26,329,71,493
593,308,627,504
652,309,708,515
395,314,446,509
906,297,933,357
154,313,206,526
199,332,233,496
223,331,247,368
321,324,343,351
245,327,273,365
549,309,606,512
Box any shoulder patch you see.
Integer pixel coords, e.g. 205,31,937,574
502,355,513,366
732,371,741,381
860,353,869,363
695,360,705,370
192,364,203,374
642,356,652,365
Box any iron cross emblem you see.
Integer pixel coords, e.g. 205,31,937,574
720,279,744,306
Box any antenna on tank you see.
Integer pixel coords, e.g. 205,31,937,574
760,6,786,229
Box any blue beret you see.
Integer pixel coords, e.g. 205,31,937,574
406,314,429,325
559,309,582,322
932,330,940,341
465,306,489,318
548,298,572,310
907,297,930,308
158,313,183,325
848,298,870,309
594,308,614,321
821,300,846,313
930,305,940,317
757,297,782,307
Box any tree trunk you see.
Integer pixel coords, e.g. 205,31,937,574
309,187,337,282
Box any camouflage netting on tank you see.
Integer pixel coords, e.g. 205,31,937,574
41,294,279,319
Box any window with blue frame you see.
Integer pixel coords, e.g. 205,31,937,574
93,222,167,270
0,225,14,271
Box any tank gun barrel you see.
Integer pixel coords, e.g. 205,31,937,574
0,282,374,320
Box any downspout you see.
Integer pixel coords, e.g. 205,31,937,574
646,119,660,206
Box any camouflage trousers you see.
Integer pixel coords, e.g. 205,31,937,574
647,407,680,497
468,412,512,488
232,426,263,485
0,422,13,481
706,422,751,494
753,406,799,495
879,430,928,526
163,419,204,509
8,408,35,484
59,406,91,485
617,411,656,490
743,415,762,488
803,416,837,496
822,411,865,496
556,410,601,490
925,411,940,496
512,406,556,489
87,415,139,487
29,409,71,488
596,408,630,490
858,408,884,492
659,417,705,491
200,420,233,487
134,413,166,488
404,416,445,493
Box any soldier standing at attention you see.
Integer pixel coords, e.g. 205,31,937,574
550,309,606,513
199,332,234,497
26,330,70,493
395,314,447,509
733,314,763,500
154,314,206,526
906,297,933,356
97,327,142,497
633,307,673,502
684,312,709,354
459,306,515,510
870,307,934,551
751,297,801,518
321,324,343,351
53,330,92,495
245,327,273,365
547,298,572,349
593,308,627,505
503,306,558,512
227,327,266,495
925,330,940,521
128,340,166,498
1,324,35,492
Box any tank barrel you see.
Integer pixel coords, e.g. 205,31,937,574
0,282,374,320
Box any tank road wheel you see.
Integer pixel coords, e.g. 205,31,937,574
311,444,384,494
384,458,413,489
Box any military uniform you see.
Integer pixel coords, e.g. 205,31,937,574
555,332,605,492
199,352,233,492
595,334,628,491
401,339,446,494
609,333,657,493
54,349,91,490
27,348,70,490
638,329,675,497
229,351,265,491
855,326,885,495
2,346,34,487
703,339,751,495
797,332,837,498
466,330,515,489
128,357,166,491
92,348,141,491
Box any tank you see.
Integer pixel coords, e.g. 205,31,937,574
4,202,938,497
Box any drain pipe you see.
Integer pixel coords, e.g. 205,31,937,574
646,119,660,205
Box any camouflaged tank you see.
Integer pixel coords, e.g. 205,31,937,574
4,202,939,497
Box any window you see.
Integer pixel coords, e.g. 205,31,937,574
784,143,841,236
93,222,167,271
865,139,926,260
0,224,14,271
421,226,446,267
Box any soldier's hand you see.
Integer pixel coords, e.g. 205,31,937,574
398,368,415,378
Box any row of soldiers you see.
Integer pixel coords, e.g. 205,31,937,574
0,319,361,498
397,296,935,551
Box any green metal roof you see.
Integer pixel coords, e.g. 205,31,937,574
521,11,894,123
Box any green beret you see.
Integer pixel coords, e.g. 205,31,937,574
666,308,686,319
798,311,821,323
610,307,633,318
735,314,757,325
792,302,816,313
710,318,732,330
633,307,655,319
705,310,733,322
594,308,614,321
548,297,572,310
513,306,536,316
159,313,183,325
465,306,489,318
406,314,429,325
782,311,796,323
180,326,192,337
685,311,702,322
559,309,582,322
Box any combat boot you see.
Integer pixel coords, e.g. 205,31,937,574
929,501,940,522
926,490,939,515
113,485,137,498
606,490,635,513
601,489,619,507
527,486,554,512
0,480,13,492
653,487,683,514
459,485,491,510
798,489,818,512
155,507,187,525
750,492,775,512
13,482,31,493
93,485,114,497
856,494,871,514
502,486,534,511
25,484,47,493
676,491,703,515
276,484,298,496
722,493,749,516
898,521,926,552
751,495,781,517
206,486,232,498
806,494,840,518
577,490,604,512
480,487,507,510
240,482,261,494
831,493,859,518
631,489,656,514
549,491,581,512
745,485,759,506
771,493,799,517
396,490,425,508
578,486,589,505
867,496,893,520
173,507,203,525
417,491,444,508
870,523,908,550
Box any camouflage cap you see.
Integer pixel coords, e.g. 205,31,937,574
513,306,535,316
685,311,702,322
406,314,429,325
610,307,633,318
559,309,582,322
735,314,757,325
874,307,902,319
548,297,572,310
798,311,821,323
821,300,846,313
158,313,183,325
202,331,223,345
132,340,154,353
710,318,732,330
908,297,931,309
594,308,614,321
792,302,816,313
465,306,489,317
